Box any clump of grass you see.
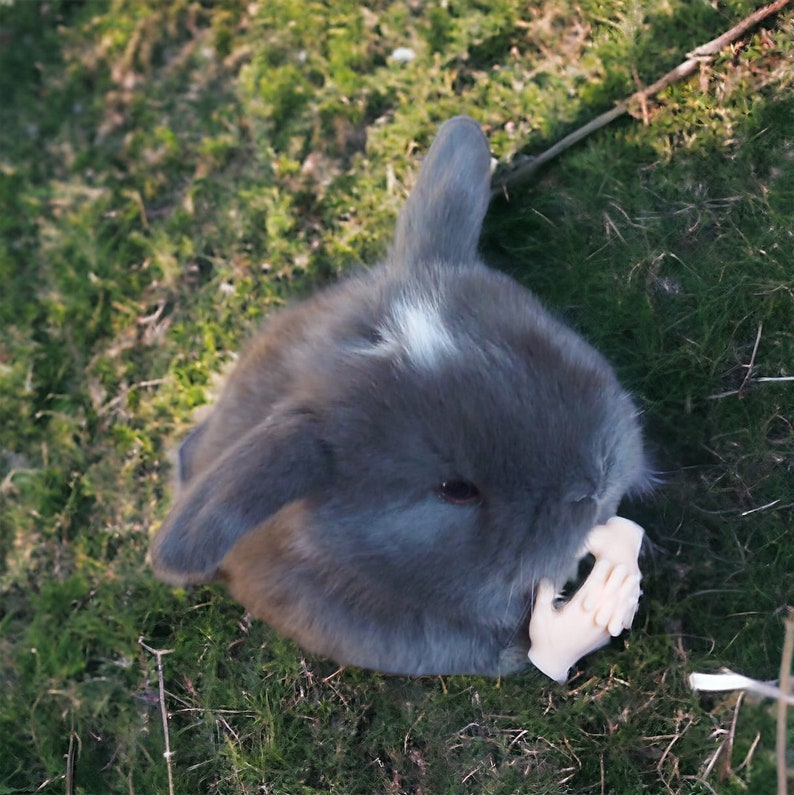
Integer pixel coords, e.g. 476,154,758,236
0,1,792,793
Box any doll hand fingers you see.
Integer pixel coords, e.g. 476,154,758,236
535,578,558,611
585,517,644,566
530,579,561,634
583,525,613,558
588,562,629,620
579,558,615,611
602,574,642,636
617,574,643,632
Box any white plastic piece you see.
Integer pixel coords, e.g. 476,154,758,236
528,516,645,683
689,671,794,705
389,47,416,64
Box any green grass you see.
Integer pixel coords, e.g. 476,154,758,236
1,0,792,792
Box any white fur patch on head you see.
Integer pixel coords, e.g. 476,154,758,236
381,298,457,368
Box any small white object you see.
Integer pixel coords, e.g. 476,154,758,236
689,671,759,692
528,516,644,683
389,47,416,64
689,671,794,705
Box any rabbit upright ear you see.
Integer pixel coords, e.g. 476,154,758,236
391,116,492,267
149,411,328,586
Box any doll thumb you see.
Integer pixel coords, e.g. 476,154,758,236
534,578,558,610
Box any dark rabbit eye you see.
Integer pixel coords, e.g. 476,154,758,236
436,479,481,505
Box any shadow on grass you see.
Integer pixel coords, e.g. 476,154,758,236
483,83,794,679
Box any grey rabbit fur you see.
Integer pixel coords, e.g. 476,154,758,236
150,116,650,676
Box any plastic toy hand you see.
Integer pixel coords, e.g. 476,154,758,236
527,516,644,683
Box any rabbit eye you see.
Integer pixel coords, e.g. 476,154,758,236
365,326,385,345
436,480,481,505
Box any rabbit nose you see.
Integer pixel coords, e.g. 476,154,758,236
564,476,599,504
567,491,599,528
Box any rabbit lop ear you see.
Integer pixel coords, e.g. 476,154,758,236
176,421,207,484
149,410,328,586
391,115,492,267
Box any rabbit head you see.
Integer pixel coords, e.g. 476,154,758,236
150,116,650,676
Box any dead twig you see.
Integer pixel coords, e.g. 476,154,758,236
492,0,792,196
139,638,176,795
65,729,79,795
718,691,743,781
707,377,794,400
738,322,764,397
778,608,794,795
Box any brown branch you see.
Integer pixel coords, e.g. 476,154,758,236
65,729,79,795
139,638,176,795
738,321,764,397
492,0,792,197
778,608,794,795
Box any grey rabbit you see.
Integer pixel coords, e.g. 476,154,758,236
150,116,650,676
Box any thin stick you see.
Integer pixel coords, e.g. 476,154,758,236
139,638,176,795
738,322,763,397
778,608,794,795
600,754,605,795
737,730,762,773
707,376,794,399
718,691,743,781
492,0,792,196
65,729,79,795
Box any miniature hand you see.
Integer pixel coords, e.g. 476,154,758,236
527,516,644,683
577,516,644,636
583,516,644,574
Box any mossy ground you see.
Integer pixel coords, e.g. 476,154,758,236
1,1,792,793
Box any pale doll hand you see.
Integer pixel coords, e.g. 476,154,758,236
527,517,644,683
